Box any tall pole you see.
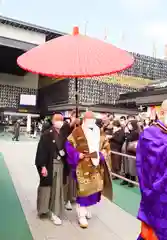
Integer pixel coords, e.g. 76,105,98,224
120,32,125,49
164,44,167,60
84,21,88,36
104,28,107,41
152,41,156,58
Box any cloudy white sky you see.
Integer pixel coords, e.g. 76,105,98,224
0,0,167,58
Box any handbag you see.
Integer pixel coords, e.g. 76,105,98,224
127,141,138,153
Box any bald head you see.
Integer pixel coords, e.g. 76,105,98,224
83,111,95,120
52,114,64,129
161,100,167,112
52,114,63,122
83,111,96,128
160,99,167,126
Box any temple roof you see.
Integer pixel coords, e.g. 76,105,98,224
0,15,66,39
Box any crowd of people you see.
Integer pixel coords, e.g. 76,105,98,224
34,110,152,226
11,118,52,141
97,113,153,187
34,107,167,239
102,101,167,240
35,111,112,229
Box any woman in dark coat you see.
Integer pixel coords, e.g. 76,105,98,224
121,120,140,187
110,120,125,179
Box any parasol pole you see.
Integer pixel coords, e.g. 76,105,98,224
75,77,79,118
73,26,80,118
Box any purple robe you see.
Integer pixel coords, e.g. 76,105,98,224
65,141,104,207
137,237,144,240
136,121,167,240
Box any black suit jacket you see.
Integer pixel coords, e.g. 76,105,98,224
35,123,72,186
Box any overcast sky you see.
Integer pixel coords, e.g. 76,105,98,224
1,0,167,58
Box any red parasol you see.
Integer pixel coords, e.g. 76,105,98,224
17,26,134,116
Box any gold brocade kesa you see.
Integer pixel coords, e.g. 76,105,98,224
68,127,104,197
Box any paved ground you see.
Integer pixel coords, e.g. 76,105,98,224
112,179,140,217
0,138,140,240
0,153,32,240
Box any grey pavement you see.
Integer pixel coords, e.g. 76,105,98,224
0,139,140,240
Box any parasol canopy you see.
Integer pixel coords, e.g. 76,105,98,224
17,27,134,78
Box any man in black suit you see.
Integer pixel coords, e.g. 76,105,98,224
35,113,76,225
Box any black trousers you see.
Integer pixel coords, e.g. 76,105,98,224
12,135,19,141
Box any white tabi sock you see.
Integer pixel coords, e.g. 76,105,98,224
76,204,88,228
86,207,92,219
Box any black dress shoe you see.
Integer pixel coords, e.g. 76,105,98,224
128,182,134,188
120,174,130,185
112,176,119,180
128,176,136,188
38,213,49,219
120,180,128,185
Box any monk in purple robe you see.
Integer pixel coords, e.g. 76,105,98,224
65,111,112,228
136,100,167,240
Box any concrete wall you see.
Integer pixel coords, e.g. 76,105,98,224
38,79,69,114
0,24,45,45
0,73,39,89
38,76,64,89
